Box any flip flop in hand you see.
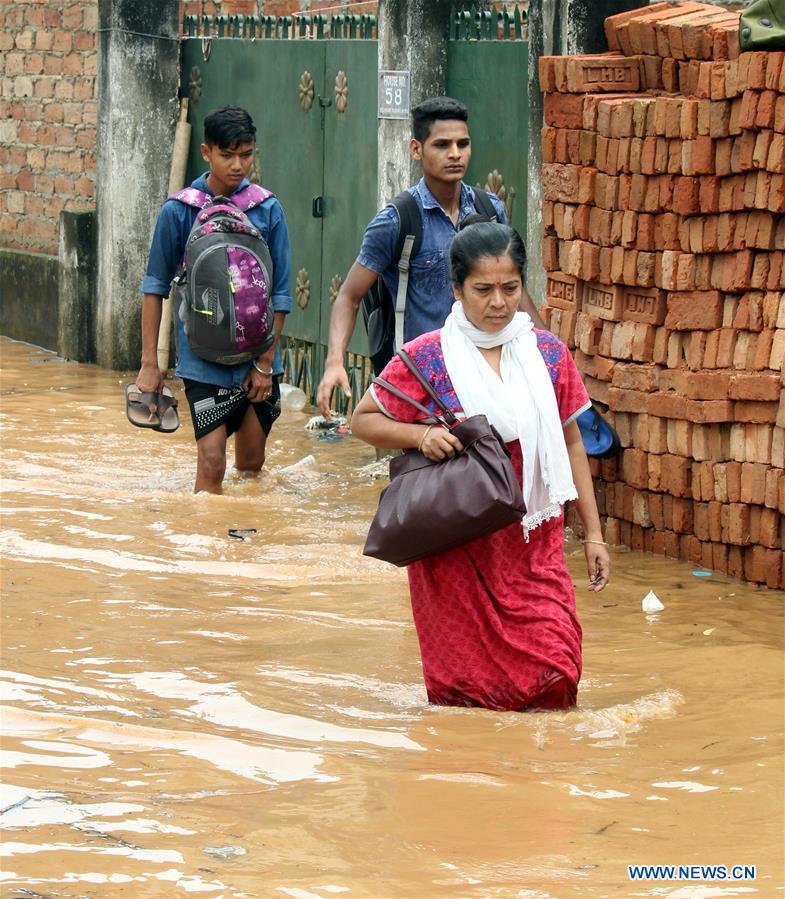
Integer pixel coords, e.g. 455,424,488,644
125,383,180,433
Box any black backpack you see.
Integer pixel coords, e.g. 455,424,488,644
361,188,498,375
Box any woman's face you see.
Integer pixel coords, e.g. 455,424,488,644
454,253,522,332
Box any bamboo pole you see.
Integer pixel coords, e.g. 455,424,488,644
157,98,191,372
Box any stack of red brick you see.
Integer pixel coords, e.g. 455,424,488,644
538,2,785,587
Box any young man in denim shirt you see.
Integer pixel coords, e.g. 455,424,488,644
317,96,543,417
136,106,292,493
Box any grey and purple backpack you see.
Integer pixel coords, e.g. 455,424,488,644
172,184,275,365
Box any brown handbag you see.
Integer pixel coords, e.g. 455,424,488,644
362,349,526,567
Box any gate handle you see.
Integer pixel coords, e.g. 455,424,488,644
312,196,324,218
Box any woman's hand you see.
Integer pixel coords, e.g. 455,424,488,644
584,542,610,592
419,424,464,461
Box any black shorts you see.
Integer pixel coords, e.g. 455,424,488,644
182,377,281,442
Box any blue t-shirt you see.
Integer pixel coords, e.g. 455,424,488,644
140,173,292,385
357,178,506,343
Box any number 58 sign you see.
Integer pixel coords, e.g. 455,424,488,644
378,70,410,120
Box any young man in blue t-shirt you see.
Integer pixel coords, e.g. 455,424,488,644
136,106,292,494
317,96,544,417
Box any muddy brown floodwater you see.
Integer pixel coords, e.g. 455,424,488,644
1,336,783,899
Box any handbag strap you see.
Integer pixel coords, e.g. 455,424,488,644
373,376,452,428
396,349,459,425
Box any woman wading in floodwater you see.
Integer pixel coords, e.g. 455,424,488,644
352,222,610,711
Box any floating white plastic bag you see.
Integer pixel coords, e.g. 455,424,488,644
281,454,317,473
642,590,665,612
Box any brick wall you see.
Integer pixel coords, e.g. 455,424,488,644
183,0,260,15
1,1,98,256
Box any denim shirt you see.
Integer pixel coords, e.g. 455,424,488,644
140,173,292,385
357,178,506,344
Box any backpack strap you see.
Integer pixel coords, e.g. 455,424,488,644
171,187,212,208
388,191,422,352
195,203,249,223
384,188,498,352
231,184,275,211
170,184,274,211
472,187,499,221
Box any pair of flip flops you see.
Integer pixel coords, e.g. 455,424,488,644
125,383,180,433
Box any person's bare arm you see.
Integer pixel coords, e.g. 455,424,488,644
136,293,165,393
564,420,610,592
351,391,463,461
317,262,380,417
519,287,547,329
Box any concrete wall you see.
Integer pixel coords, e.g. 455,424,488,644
0,209,98,362
376,0,454,206
2,0,178,367
95,0,180,370
59,210,97,362
0,250,60,351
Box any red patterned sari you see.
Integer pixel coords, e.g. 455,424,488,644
371,329,591,711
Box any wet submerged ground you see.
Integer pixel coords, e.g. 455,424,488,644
1,336,783,899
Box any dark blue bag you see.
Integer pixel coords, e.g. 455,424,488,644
577,404,621,459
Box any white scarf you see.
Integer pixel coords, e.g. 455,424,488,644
441,302,577,537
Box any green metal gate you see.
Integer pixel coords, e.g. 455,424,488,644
180,7,529,410
181,14,378,409
447,5,529,237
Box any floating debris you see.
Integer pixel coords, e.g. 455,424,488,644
228,528,257,541
317,427,350,440
305,414,347,431
358,459,391,480
279,383,307,411
642,590,665,612
203,845,247,860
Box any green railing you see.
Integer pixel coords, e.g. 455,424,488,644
281,337,373,415
182,13,377,40
182,5,527,41
451,3,528,41
281,337,320,407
